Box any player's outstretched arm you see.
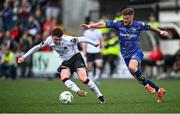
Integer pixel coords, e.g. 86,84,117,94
150,26,169,37
77,37,99,47
80,22,106,29
18,45,41,63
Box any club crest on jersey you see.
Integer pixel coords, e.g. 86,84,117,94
40,41,45,47
70,38,77,43
131,28,136,33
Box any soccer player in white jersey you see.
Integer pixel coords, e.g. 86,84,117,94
18,28,105,104
83,21,103,83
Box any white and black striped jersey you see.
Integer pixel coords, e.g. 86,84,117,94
23,35,97,61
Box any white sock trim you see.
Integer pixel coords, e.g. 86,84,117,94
64,80,80,92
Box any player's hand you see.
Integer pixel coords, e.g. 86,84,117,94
161,31,169,37
80,24,90,29
18,56,25,63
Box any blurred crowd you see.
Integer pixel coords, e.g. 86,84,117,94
0,0,62,79
0,0,179,80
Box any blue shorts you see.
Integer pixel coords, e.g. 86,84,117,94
124,51,144,67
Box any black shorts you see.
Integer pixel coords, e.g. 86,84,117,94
57,53,86,74
86,53,102,62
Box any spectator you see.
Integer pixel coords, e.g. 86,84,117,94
12,0,21,25
0,17,4,30
3,30,17,52
27,15,41,38
0,46,16,79
1,2,13,31
10,24,20,42
98,15,109,35
19,0,32,32
34,5,45,29
101,29,120,77
16,36,32,78
83,21,103,83
142,44,164,77
113,11,123,22
43,16,57,33
171,42,180,78
0,29,5,46
45,0,61,20
148,14,160,28
148,44,164,63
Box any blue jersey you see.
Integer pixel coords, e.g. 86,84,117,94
106,20,150,59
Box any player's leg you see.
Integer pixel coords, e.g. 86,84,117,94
101,55,107,75
86,53,94,80
74,53,105,103
94,59,102,81
77,67,105,103
128,57,165,102
58,66,86,97
87,62,94,80
94,53,103,83
109,54,118,76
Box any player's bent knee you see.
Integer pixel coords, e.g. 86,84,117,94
129,65,137,73
60,69,70,81
96,61,103,68
77,68,88,82
96,63,103,68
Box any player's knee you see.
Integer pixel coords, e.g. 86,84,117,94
87,63,93,69
60,69,70,81
87,67,93,71
96,61,103,68
96,63,103,68
77,68,88,82
128,65,137,73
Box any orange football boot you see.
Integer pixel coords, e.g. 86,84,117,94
157,88,166,103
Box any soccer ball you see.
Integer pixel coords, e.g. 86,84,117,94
59,91,74,104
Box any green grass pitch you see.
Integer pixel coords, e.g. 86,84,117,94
0,79,180,113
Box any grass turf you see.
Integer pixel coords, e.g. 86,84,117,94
0,79,180,113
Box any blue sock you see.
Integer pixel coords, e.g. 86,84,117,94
146,80,159,92
133,69,147,86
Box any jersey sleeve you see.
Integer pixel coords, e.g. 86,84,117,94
39,36,51,48
139,21,150,31
106,20,119,29
76,37,97,46
23,36,51,58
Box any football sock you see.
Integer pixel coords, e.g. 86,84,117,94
133,69,147,86
85,79,102,97
94,68,101,80
146,80,159,92
64,79,80,92
134,69,159,92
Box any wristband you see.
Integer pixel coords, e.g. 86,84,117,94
160,31,164,35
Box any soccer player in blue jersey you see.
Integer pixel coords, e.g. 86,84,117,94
80,8,169,103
